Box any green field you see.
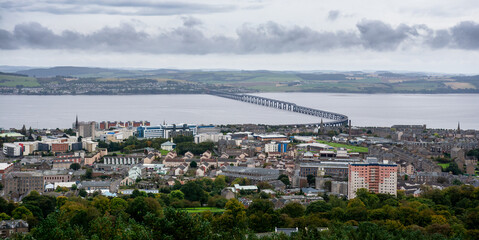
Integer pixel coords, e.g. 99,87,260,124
160,150,170,155
317,140,368,153
184,207,224,213
438,163,450,170
0,74,40,87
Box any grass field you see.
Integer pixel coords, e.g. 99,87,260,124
184,207,224,213
160,150,171,155
317,140,368,153
0,74,40,87
438,163,450,170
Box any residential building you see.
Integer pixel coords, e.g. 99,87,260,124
348,158,397,199
77,121,96,138
103,157,141,165
0,220,29,238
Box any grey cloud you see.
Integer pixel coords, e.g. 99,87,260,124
357,20,417,51
451,21,479,49
327,10,340,21
0,0,236,16
181,16,203,27
1,20,479,54
236,22,359,53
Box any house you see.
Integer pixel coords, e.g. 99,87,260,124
163,158,185,168
201,150,212,159
184,151,194,159
0,220,29,238
79,180,112,192
120,177,135,186
164,151,177,160
221,188,236,199
161,141,176,151
196,167,205,177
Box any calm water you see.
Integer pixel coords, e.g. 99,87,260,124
0,93,478,129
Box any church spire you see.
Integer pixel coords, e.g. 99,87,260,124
457,122,461,132
75,115,79,130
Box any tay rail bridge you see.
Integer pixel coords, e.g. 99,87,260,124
209,91,349,127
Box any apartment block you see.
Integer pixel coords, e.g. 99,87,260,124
348,157,397,199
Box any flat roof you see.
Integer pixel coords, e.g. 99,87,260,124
0,163,13,170
0,132,24,137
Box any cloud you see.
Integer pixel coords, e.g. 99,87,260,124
450,21,479,49
327,10,340,21
356,20,418,51
181,16,203,27
0,0,236,16
1,20,478,54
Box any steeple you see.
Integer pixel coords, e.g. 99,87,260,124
75,115,79,130
320,118,324,134
457,122,461,132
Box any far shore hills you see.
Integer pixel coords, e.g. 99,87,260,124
1,66,478,94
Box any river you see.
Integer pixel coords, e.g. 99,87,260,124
0,93,478,129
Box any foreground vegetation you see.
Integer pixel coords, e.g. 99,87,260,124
3,177,479,239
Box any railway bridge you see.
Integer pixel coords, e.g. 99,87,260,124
209,92,348,127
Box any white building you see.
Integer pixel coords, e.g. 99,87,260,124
2,143,22,157
161,141,176,151
194,133,231,143
264,142,279,153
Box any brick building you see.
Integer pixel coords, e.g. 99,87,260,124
3,172,44,197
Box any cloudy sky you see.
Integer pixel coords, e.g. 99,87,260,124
0,0,478,73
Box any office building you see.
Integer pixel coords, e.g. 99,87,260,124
137,124,197,139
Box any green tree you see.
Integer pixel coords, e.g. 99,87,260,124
214,175,227,190
189,161,197,168
281,202,305,218
84,168,93,179
278,174,290,186
180,181,209,204
170,190,185,200
110,197,128,216
306,200,332,215
12,206,33,219
69,163,81,171
79,189,87,197
0,212,10,220
214,198,247,237
307,174,316,186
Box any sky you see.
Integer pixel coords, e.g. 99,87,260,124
0,0,478,73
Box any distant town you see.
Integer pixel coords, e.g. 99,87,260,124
1,117,478,238
1,67,479,95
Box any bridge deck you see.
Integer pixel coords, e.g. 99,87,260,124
209,92,348,127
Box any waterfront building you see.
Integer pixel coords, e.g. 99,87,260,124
137,124,197,139
348,157,397,199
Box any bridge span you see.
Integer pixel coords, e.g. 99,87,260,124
209,92,348,127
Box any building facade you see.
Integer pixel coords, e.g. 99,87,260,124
138,124,197,139
3,172,44,197
348,158,397,199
